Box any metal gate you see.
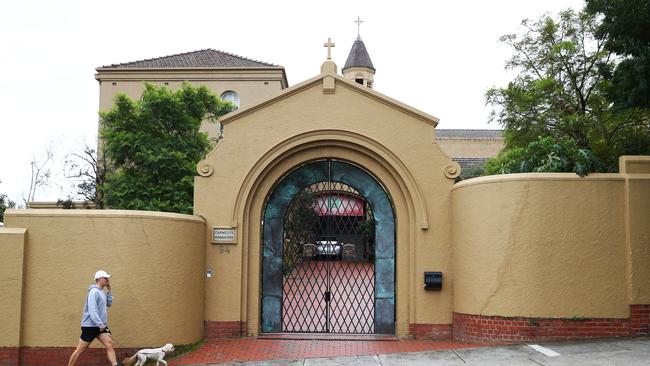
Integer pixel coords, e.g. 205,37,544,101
281,163,376,333
261,159,395,335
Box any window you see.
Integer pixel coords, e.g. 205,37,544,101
220,90,240,109
355,78,364,85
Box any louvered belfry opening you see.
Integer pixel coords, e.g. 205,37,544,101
281,166,376,333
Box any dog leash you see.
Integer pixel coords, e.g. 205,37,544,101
107,332,133,362
109,334,128,349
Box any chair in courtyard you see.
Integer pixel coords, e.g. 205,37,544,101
303,243,316,258
342,243,356,260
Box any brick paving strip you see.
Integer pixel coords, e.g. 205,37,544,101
170,338,488,365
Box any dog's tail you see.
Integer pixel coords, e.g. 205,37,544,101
121,354,137,366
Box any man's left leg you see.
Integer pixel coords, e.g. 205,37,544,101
67,338,91,366
97,332,119,366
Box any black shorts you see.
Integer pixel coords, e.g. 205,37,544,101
80,326,111,342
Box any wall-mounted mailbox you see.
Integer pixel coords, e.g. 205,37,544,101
424,271,443,291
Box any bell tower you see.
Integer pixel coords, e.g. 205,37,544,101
342,17,376,89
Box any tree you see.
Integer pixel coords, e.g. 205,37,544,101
24,144,55,206
64,144,109,208
100,82,232,214
283,191,319,276
0,193,16,222
586,0,650,109
485,9,650,176
483,136,599,176
56,197,76,209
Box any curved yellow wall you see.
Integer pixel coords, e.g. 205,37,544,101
452,174,629,318
4,209,205,347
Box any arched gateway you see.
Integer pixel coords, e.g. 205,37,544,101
191,55,458,340
261,159,395,334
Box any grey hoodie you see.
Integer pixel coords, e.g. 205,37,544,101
80,285,113,327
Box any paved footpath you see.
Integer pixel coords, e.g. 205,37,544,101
171,337,650,365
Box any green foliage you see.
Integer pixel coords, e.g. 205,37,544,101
486,9,650,175
101,83,232,214
455,164,485,181
284,191,319,244
283,191,319,276
527,318,540,326
566,316,591,321
484,136,598,177
0,194,16,222
357,217,375,260
586,0,650,108
56,197,76,209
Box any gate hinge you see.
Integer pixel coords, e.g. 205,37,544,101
324,291,331,302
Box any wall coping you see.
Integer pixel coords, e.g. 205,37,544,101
453,172,625,191
0,228,27,235
619,155,650,174
4,209,205,224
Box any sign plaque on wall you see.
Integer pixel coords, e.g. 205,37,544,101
212,227,237,244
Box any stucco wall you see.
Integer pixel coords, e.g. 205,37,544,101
96,69,286,139
452,174,629,318
2,210,205,348
621,156,650,304
627,178,650,304
0,228,26,347
435,138,504,159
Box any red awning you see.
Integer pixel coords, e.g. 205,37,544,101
314,194,365,216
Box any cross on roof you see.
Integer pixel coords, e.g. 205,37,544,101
323,37,335,60
355,16,363,37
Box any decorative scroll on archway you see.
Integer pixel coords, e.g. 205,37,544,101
261,159,395,334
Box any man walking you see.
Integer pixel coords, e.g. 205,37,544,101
68,270,122,366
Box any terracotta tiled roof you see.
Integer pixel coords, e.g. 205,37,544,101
435,129,504,139
99,49,281,69
453,157,490,178
453,157,489,168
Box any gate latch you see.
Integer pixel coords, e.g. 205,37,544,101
324,291,331,302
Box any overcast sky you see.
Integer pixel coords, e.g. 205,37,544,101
0,0,586,204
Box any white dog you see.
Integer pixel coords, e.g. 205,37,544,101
124,343,174,366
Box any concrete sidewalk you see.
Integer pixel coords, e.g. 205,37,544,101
196,337,650,365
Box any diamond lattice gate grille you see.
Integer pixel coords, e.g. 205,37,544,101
282,177,376,333
261,159,395,335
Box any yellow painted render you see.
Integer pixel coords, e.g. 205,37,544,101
435,138,504,159
621,157,650,304
626,178,650,304
342,66,375,88
452,174,629,318
96,68,287,140
0,228,26,347
194,71,458,336
620,155,650,174
3,209,205,348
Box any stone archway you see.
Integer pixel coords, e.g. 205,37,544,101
261,159,395,334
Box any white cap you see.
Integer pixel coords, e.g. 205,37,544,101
94,270,112,280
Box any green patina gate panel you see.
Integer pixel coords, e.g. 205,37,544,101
261,160,395,334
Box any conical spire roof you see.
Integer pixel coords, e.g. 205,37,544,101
343,37,375,72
